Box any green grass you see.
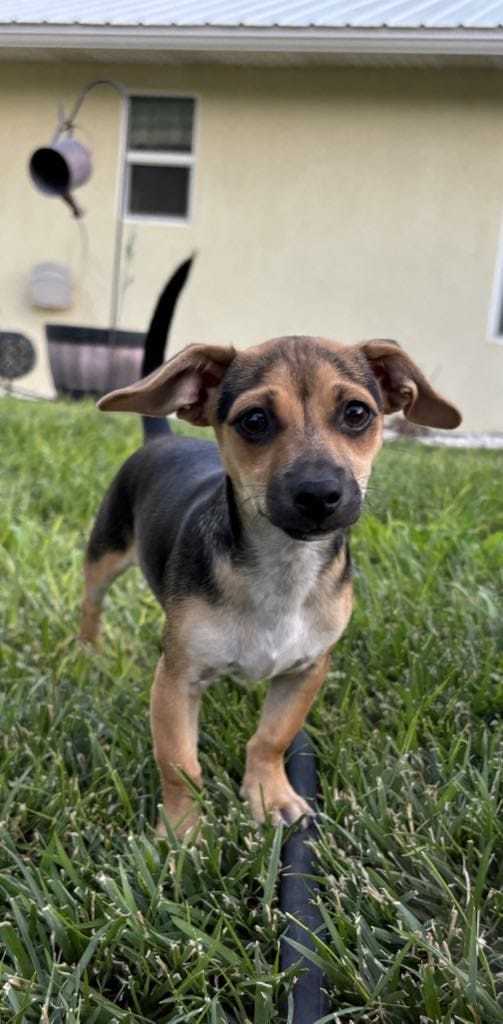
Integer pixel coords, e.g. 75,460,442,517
1,396,502,1023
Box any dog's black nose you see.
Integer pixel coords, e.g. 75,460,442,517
267,458,362,538
293,480,342,523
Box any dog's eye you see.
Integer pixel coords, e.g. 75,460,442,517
235,408,272,442
343,401,374,432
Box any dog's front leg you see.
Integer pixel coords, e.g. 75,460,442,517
241,652,330,826
150,654,202,838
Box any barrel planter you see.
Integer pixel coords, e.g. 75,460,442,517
45,324,145,399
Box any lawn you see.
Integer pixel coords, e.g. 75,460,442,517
1,396,502,1024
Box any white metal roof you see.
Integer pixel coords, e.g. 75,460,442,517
6,1,503,30
5,1,503,66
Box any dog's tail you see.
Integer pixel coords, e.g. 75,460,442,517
141,255,194,442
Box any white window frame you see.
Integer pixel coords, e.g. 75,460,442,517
122,91,197,226
487,218,503,344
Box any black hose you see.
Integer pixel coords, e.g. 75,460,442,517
280,730,330,1022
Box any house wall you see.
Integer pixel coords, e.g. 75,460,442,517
1,59,502,431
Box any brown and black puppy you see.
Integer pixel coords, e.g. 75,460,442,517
81,335,461,835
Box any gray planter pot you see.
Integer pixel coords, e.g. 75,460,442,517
46,324,144,399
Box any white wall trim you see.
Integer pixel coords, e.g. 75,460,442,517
4,25,503,59
487,217,503,346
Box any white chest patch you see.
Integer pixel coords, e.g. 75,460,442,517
183,527,349,688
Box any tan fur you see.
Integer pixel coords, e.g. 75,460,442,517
241,652,331,825
150,652,203,837
80,547,136,644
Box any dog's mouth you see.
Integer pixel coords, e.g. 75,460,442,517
257,509,338,541
282,524,338,542
267,495,363,541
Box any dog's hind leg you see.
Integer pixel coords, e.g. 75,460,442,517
79,479,136,645
80,546,136,645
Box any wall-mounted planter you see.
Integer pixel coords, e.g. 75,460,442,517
46,324,144,399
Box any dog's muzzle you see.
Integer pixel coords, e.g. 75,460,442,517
267,458,362,540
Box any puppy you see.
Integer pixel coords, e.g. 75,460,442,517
81,332,461,835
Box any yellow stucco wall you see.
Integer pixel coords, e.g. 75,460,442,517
1,59,502,430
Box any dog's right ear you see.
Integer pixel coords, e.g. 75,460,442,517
97,343,236,426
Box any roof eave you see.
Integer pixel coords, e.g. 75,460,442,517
3,24,503,58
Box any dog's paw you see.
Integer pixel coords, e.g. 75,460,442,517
156,816,201,843
78,632,99,649
156,795,201,841
240,772,314,827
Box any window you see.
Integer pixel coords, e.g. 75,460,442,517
125,96,195,221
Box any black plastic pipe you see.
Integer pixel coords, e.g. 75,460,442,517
280,730,330,1022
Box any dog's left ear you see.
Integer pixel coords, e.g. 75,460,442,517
359,340,462,429
98,343,236,425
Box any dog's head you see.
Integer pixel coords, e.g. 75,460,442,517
99,336,461,540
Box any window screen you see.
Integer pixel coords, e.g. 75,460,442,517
128,97,194,153
128,165,190,218
126,96,195,220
